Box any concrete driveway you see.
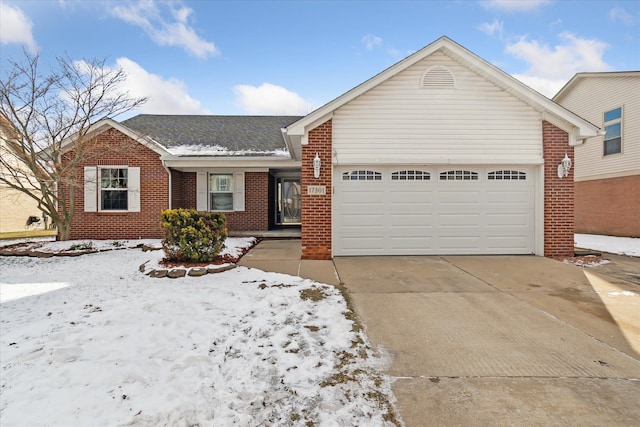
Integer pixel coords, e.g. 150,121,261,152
240,241,640,425
334,255,640,426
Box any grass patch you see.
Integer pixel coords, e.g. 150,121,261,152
0,229,57,241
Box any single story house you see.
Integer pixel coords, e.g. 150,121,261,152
60,36,599,259
553,71,639,238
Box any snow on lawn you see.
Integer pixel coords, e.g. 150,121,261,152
575,234,640,257
0,239,399,426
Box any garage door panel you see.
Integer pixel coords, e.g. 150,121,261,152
389,213,434,226
334,166,535,256
486,213,531,226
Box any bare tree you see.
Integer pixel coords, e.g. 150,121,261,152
0,51,146,240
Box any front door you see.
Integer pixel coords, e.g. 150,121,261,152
276,178,302,225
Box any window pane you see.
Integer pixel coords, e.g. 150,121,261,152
210,193,233,210
605,122,621,140
101,190,128,210
604,138,621,156
604,107,621,122
210,174,233,192
101,168,128,189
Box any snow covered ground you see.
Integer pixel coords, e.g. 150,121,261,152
0,238,399,426
575,234,640,257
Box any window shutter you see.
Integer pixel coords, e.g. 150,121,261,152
127,167,140,212
234,171,245,211
196,172,207,211
84,166,97,212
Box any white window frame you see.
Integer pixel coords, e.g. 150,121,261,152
603,106,622,156
195,171,245,212
209,173,234,211
84,166,140,213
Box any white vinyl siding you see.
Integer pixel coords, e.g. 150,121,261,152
332,51,543,165
555,74,640,181
83,166,140,212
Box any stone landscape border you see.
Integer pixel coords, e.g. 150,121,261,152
140,262,238,279
0,242,247,279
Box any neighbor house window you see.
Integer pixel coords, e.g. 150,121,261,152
603,107,622,156
100,168,128,210
210,174,234,210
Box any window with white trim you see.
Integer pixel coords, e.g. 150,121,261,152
439,170,478,181
488,170,526,180
100,168,128,210
603,107,622,156
83,166,140,213
209,174,234,210
391,170,430,180
342,170,382,181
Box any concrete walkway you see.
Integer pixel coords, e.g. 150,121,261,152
240,240,640,426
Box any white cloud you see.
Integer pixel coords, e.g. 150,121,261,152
361,34,382,51
110,0,217,59
478,19,504,38
233,83,315,115
609,7,637,26
505,32,611,96
0,2,38,53
481,0,551,12
79,57,208,114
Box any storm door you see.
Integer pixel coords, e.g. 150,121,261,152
276,177,301,225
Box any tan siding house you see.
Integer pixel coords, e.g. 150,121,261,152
554,72,640,237
0,123,44,233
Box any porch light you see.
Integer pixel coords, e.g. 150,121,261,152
557,153,572,178
313,153,321,179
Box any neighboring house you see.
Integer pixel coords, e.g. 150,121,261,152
60,36,599,259
0,116,44,233
553,72,640,238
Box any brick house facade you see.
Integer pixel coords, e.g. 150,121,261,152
62,37,599,260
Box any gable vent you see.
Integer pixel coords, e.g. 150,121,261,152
420,65,456,89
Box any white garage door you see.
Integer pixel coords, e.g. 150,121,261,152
333,166,535,256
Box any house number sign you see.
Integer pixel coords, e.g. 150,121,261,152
307,185,327,195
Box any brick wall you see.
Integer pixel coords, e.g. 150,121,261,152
542,121,575,257
575,175,640,238
170,170,196,209
169,171,268,231
301,120,332,260
224,172,270,231
63,128,169,240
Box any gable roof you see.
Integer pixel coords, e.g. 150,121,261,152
123,115,302,157
55,118,171,157
286,36,599,145
553,71,640,102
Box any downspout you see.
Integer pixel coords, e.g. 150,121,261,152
162,160,172,209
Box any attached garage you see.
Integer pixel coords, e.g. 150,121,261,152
286,37,600,260
333,166,536,255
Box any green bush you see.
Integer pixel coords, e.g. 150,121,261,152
160,209,228,262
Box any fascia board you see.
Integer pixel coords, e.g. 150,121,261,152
442,44,600,141
554,71,640,102
162,156,301,169
55,118,171,157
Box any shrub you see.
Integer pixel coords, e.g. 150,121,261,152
160,209,228,262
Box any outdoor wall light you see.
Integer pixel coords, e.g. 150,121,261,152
557,153,572,179
313,153,321,179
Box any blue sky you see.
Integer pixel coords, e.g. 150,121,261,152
1,0,639,118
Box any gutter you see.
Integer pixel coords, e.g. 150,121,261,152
161,159,172,209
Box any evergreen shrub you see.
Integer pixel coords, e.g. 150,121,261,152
160,208,227,262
